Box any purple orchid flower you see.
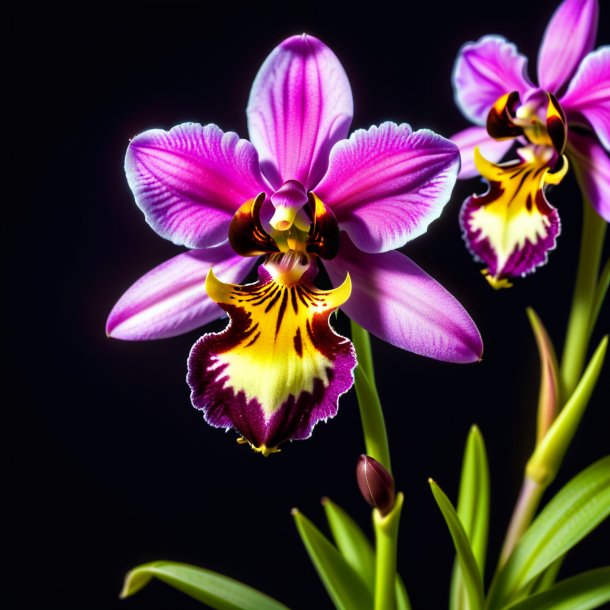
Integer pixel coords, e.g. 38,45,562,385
107,34,483,454
451,0,609,288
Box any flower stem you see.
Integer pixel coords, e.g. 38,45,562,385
560,201,607,401
374,493,404,610
498,476,545,567
351,321,391,472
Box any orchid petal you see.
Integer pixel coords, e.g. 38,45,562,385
537,0,599,93
452,127,515,179
315,122,459,253
453,35,532,126
188,259,356,453
561,47,610,151
106,245,255,341
125,123,269,249
460,148,566,286
324,237,483,363
247,34,353,190
568,131,610,222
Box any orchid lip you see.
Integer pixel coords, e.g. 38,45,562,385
188,260,355,452
460,146,567,287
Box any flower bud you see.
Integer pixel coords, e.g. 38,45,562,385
356,454,395,516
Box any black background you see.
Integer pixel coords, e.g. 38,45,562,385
9,2,610,609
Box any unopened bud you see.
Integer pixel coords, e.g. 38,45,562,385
356,455,395,515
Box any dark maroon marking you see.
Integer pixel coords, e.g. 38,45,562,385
487,91,523,140
244,330,261,348
229,192,279,256
274,289,289,338
264,287,282,313
297,288,310,308
547,93,567,154
307,194,340,259
290,287,299,314
293,328,303,357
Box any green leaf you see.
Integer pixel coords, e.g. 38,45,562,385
526,308,560,443
450,426,490,610
429,479,484,610
292,508,372,610
120,561,290,610
527,337,607,487
322,497,375,591
322,497,411,610
502,567,610,610
487,457,610,609
529,556,564,595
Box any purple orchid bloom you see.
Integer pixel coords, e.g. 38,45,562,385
107,34,483,454
451,0,609,288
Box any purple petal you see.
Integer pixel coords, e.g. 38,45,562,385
315,122,460,253
561,47,610,151
537,0,599,93
452,127,515,179
106,245,255,340
453,35,533,126
247,34,353,190
324,236,483,363
126,123,269,249
568,131,610,221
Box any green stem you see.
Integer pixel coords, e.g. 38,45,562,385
350,320,376,385
560,201,607,401
497,476,545,568
351,321,391,472
374,493,404,610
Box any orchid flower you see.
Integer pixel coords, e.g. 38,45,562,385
107,34,482,454
452,0,609,288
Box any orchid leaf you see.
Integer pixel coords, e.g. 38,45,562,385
322,497,411,610
487,457,610,610
322,497,375,591
450,425,490,610
120,561,290,610
529,556,564,595
526,308,560,443
292,508,372,610
527,337,607,486
429,479,484,610
502,567,610,610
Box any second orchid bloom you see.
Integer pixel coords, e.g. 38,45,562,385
453,0,609,288
107,35,482,453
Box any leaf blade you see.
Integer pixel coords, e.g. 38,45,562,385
430,479,484,610
450,426,490,610
502,567,610,610
292,508,372,610
120,561,291,610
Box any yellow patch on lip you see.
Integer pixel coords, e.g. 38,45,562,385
204,260,352,420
